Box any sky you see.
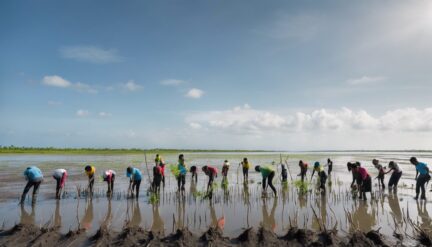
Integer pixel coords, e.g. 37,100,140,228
1,0,432,150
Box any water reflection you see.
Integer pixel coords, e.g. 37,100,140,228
102,199,112,226
151,204,164,235
417,200,431,231
175,196,186,230
350,200,376,232
20,203,36,225
130,200,141,227
261,198,277,231
81,199,94,230
54,200,61,228
388,192,402,224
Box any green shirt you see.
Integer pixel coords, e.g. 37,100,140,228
260,166,274,178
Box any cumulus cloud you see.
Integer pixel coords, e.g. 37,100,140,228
186,105,432,135
122,80,143,92
59,46,122,64
42,75,71,88
160,79,185,86
76,109,90,117
42,75,98,94
185,88,204,99
346,76,387,85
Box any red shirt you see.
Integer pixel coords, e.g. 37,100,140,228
358,167,369,180
207,166,218,176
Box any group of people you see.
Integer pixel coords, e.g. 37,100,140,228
19,154,432,205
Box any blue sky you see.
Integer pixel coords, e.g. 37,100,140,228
1,0,432,150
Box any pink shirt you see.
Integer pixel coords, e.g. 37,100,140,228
358,167,369,180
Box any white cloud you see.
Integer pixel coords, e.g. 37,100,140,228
186,105,432,135
122,80,143,92
59,46,122,64
42,75,98,94
42,75,71,88
98,112,112,117
185,88,204,99
160,79,185,86
76,109,90,117
346,76,387,85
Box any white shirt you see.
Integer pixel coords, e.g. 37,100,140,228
53,169,67,179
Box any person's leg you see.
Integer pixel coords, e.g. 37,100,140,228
268,172,277,196
136,180,141,198
32,181,41,204
415,177,421,199
21,181,33,204
388,173,395,189
419,176,426,199
262,177,267,193
242,168,246,182
320,173,327,192
55,177,61,199
89,175,94,195
394,172,402,188
181,175,185,191
162,175,165,187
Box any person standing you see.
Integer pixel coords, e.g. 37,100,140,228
20,166,44,204
52,168,67,199
239,158,250,183
385,161,403,191
126,166,142,198
311,162,328,193
327,158,333,176
103,169,116,195
177,154,187,192
298,160,308,182
84,165,96,196
410,157,431,200
373,159,386,189
255,165,277,197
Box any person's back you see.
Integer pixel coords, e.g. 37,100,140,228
24,166,43,181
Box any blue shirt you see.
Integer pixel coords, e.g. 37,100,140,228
24,166,43,181
178,164,187,175
416,162,429,175
126,168,142,181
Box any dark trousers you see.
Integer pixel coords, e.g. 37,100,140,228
132,180,141,198
319,171,327,191
88,175,95,195
378,174,385,188
243,167,249,181
54,177,62,199
328,165,333,176
153,174,162,192
21,179,42,204
177,174,186,191
416,174,430,199
282,169,288,182
263,171,277,196
388,172,402,188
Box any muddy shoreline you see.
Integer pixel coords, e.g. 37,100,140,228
1,223,430,247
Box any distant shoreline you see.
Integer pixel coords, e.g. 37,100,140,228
0,146,430,155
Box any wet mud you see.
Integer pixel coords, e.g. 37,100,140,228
2,223,429,247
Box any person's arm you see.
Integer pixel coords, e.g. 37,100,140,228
351,172,355,187
384,168,394,175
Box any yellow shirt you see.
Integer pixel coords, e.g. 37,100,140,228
243,161,250,169
85,166,95,177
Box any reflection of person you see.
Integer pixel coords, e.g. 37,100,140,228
84,165,96,196
52,169,67,199
54,200,62,228
102,199,112,226
388,192,402,224
81,200,94,230
20,166,43,204
416,200,431,231
20,203,36,225
127,166,142,198
102,170,116,195
261,198,277,231
176,196,186,229
351,201,376,232
130,200,142,227
410,157,431,200
209,202,218,228
151,204,164,235
255,165,277,197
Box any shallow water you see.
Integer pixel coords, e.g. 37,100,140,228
0,152,431,245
